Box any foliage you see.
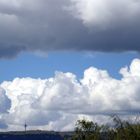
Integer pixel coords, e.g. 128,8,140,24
72,119,104,140
72,115,140,140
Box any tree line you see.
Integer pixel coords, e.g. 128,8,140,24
71,115,140,140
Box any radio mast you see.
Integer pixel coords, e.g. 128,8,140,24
24,121,27,132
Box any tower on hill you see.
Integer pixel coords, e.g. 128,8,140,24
24,121,27,132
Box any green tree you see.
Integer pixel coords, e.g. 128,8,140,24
111,115,140,140
72,116,140,140
72,119,102,140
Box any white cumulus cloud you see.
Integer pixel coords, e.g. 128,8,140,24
0,87,11,129
0,87,11,113
0,58,140,131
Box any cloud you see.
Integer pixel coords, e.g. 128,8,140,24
0,58,140,130
0,87,11,129
69,0,140,28
0,119,8,129
0,0,140,58
0,87,11,113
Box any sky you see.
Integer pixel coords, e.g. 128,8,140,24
0,0,140,131
0,52,139,82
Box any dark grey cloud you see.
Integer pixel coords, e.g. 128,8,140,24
0,0,140,58
0,44,26,59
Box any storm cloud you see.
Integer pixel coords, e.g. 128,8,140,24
0,0,140,58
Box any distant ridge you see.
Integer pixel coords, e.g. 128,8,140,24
0,130,73,140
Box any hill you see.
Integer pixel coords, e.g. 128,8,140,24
0,130,73,140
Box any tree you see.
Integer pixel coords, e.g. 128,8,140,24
111,115,140,140
72,119,101,140
72,116,140,140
